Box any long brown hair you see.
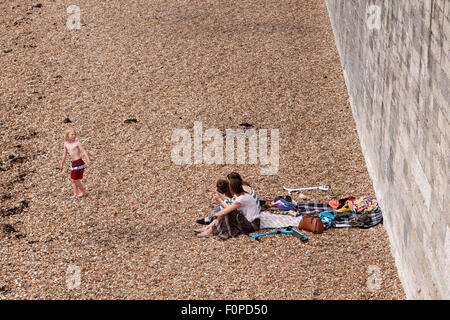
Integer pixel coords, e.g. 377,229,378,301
227,172,251,187
228,177,246,196
216,179,232,198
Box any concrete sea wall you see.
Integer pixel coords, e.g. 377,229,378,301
325,0,449,299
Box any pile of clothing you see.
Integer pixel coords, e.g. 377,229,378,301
331,196,383,228
260,195,383,230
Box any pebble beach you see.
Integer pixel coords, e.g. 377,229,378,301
0,0,406,299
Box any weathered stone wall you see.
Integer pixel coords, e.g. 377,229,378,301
324,0,449,299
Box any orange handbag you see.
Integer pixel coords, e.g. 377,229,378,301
297,214,324,234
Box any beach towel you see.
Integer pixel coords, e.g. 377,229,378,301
260,211,334,230
297,202,336,214
260,211,303,229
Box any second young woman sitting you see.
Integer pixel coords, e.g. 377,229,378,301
195,177,261,239
196,172,261,225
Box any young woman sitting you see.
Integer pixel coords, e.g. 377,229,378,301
197,179,234,225
195,177,261,239
196,172,261,225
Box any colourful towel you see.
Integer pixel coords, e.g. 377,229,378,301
260,211,303,229
260,210,335,230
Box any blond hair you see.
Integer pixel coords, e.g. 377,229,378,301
65,129,76,142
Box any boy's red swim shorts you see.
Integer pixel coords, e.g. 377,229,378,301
70,159,85,180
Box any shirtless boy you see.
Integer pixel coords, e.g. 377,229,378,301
59,129,92,198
